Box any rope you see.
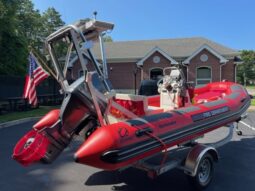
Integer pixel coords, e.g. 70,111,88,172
133,118,169,168
144,130,168,168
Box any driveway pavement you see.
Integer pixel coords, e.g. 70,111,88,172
0,113,255,191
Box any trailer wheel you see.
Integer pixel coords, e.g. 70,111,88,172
188,153,214,190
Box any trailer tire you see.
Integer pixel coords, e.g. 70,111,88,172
187,153,214,190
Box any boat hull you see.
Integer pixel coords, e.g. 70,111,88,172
74,82,251,170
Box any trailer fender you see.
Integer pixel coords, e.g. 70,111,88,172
184,144,218,177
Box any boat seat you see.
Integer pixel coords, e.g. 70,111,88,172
108,94,148,120
196,96,220,104
146,106,164,115
108,94,163,122
194,91,222,104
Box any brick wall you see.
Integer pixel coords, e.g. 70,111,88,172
108,62,141,89
222,59,235,82
187,49,221,83
71,60,81,79
71,59,101,79
142,51,172,80
69,49,236,89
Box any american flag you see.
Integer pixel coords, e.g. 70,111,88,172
23,52,49,106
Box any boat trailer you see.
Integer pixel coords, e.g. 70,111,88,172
124,118,254,190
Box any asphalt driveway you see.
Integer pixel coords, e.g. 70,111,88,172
0,112,255,191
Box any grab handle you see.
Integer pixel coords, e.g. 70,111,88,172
136,127,153,137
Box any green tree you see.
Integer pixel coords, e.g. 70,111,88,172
0,0,28,75
237,50,255,85
0,1,65,76
0,1,6,44
103,35,113,42
0,1,6,20
41,7,65,38
16,0,42,49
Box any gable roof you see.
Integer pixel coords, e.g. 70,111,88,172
92,37,239,62
137,46,178,66
183,44,229,64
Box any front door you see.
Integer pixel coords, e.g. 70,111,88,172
150,68,163,80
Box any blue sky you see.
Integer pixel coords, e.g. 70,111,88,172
32,0,255,50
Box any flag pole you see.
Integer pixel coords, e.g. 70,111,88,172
30,47,57,80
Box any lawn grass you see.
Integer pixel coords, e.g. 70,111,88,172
0,98,254,123
246,85,255,89
251,98,255,106
0,106,59,123
246,86,255,93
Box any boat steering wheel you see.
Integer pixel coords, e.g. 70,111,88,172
157,77,178,93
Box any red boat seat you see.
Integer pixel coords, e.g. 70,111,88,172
108,94,163,121
193,83,231,104
147,95,160,107
146,95,163,114
109,94,148,119
194,91,222,104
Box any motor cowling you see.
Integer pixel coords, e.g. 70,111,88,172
12,109,69,166
12,129,50,166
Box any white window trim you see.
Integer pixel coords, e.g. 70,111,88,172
196,66,212,85
137,47,178,66
220,62,227,81
183,44,228,64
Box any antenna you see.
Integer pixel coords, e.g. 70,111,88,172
93,11,97,20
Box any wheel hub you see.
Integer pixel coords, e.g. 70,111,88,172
198,158,211,183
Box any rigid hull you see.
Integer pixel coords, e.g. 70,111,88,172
74,82,251,170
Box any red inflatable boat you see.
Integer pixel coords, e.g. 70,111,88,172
12,19,251,175
74,82,250,170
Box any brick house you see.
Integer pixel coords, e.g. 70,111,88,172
69,37,241,91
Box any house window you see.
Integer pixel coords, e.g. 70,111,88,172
150,68,163,80
196,67,212,85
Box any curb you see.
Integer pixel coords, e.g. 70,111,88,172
248,106,255,111
0,117,41,129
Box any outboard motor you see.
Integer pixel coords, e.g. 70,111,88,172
12,18,114,166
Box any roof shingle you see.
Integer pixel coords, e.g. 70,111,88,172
92,37,239,61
